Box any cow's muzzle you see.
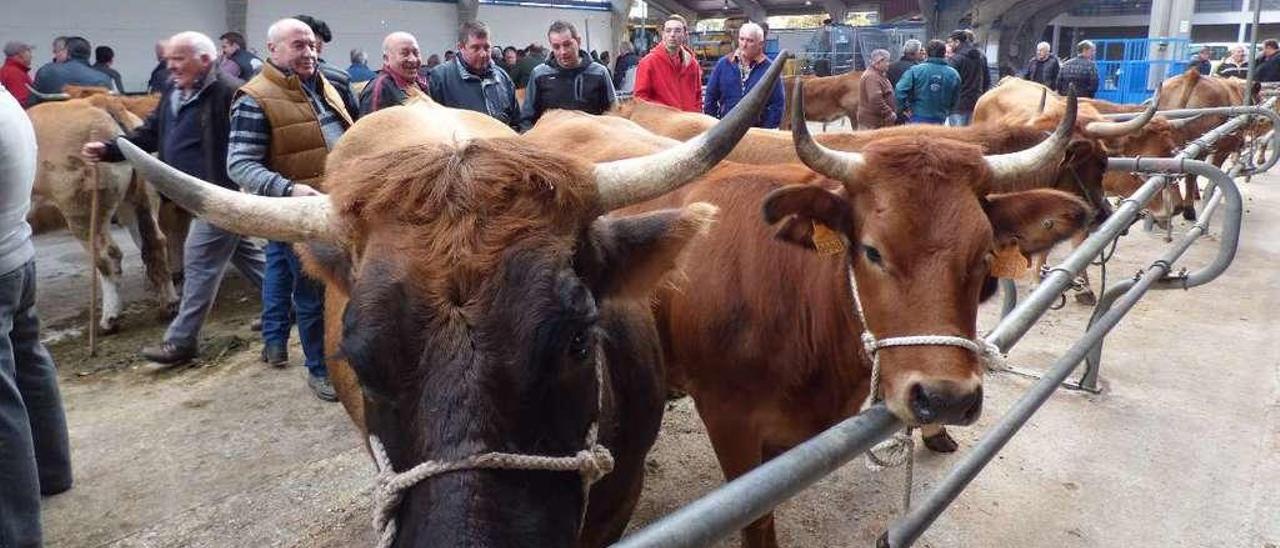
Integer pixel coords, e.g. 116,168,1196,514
909,382,983,426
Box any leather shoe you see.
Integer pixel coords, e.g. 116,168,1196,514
140,342,196,366
260,343,288,368
308,374,338,402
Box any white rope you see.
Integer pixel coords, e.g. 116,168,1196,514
368,435,614,548
841,262,1009,513
367,353,614,547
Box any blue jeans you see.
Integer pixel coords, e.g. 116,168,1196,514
946,113,972,126
0,260,71,548
261,241,326,379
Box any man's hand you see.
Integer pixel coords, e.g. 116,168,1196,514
290,183,322,197
81,141,108,162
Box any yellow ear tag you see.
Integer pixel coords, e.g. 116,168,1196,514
991,245,1030,279
811,221,846,256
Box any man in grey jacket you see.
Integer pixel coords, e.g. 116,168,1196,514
429,21,520,131
521,20,616,129
0,84,72,548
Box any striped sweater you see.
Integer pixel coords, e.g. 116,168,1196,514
226,77,347,197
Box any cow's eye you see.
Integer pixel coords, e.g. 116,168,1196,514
864,245,883,265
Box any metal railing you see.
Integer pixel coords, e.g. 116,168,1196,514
612,103,1277,548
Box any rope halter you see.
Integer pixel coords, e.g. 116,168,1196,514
366,355,614,548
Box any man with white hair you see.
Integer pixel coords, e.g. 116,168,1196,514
1021,41,1059,87
82,31,265,368
702,21,784,128
358,31,428,115
226,17,353,401
857,48,897,129
887,39,922,87
1214,45,1248,79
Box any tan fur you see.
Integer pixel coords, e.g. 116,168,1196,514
779,71,863,130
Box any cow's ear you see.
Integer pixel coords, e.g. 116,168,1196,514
576,203,718,299
983,189,1090,257
761,184,854,250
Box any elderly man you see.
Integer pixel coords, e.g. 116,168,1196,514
359,31,428,114
218,31,262,79
887,39,921,87
945,29,990,126
894,39,960,124
0,84,73,548
1215,45,1249,79
82,31,265,367
635,15,703,112
31,36,110,103
702,22,783,128
521,20,617,128
1056,40,1099,98
429,21,520,131
1021,42,1059,87
1,42,34,106
148,40,170,93
857,48,897,129
228,17,354,402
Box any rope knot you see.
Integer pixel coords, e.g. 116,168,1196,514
577,445,615,485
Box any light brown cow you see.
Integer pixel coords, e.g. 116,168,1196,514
1157,69,1255,219
533,89,1090,548
779,71,863,130
27,99,178,332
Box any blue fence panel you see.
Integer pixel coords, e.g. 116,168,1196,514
1093,38,1189,104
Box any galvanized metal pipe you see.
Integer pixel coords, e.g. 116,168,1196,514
612,405,901,548
1102,101,1280,175
1078,158,1243,389
882,155,1242,546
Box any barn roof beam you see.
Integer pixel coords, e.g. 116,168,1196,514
644,0,698,22
730,0,769,22
824,0,849,22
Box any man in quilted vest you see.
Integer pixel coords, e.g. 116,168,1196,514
227,17,354,402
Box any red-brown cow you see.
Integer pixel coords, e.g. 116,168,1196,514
540,86,1090,547
1158,68,1257,219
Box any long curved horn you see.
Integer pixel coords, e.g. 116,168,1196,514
985,89,1077,184
26,84,70,101
790,74,865,180
1037,88,1048,114
1167,114,1203,129
1083,87,1159,137
593,51,792,210
117,138,341,243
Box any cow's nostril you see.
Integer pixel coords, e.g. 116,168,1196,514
909,383,936,424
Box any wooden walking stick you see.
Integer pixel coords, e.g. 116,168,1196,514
87,160,100,357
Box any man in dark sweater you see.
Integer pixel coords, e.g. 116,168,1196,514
1021,41,1059,87
82,31,264,367
887,39,922,87
521,20,616,129
1056,40,1099,98
945,29,990,126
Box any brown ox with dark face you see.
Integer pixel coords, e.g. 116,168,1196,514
117,58,786,547
536,85,1091,548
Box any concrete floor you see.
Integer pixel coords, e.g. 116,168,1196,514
30,169,1280,547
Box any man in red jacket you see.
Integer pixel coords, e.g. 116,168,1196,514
1,42,34,107
634,15,702,112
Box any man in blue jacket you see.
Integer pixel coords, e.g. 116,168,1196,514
894,39,960,124
703,22,784,128
30,36,110,104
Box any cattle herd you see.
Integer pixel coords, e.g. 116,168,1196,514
25,53,1272,546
